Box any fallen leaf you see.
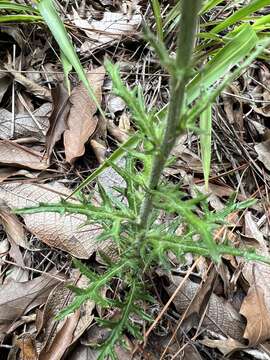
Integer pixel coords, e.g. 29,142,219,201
0,103,51,140
72,9,142,51
16,334,38,360
45,84,70,158
0,201,27,248
0,168,37,183
0,273,60,339
0,72,12,103
4,64,51,100
240,212,270,345
0,140,48,170
64,67,105,164
165,274,245,340
200,337,247,356
0,182,115,259
255,139,270,171
37,275,94,360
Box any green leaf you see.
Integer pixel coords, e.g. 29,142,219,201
200,0,224,14
211,0,270,34
0,14,42,22
60,50,72,95
0,2,39,13
150,0,163,41
37,0,105,118
200,104,212,190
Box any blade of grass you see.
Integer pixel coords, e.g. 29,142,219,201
37,0,105,119
200,0,224,14
60,50,72,95
0,14,42,22
150,0,163,42
200,104,212,190
0,2,40,13
211,0,270,34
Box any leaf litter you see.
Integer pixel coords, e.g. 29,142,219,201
1,1,270,359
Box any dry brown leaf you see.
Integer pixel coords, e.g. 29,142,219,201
45,84,70,158
0,140,48,170
239,212,270,345
16,334,38,360
0,202,27,248
0,273,60,339
4,64,51,100
0,182,116,258
0,103,51,140
0,168,37,183
37,275,94,360
255,139,270,171
165,274,245,340
0,72,12,103
64,67,105,164
72,9,142,51
200,337,247,356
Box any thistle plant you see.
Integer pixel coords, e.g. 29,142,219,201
14,0,270,359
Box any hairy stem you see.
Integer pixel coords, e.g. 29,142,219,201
139,0,202,229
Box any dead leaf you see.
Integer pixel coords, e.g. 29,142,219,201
0,201,27,248
38,275,94,360
72,9,142,51
255,139,270,171
0,182,115,259
64,67,105,164
200,337,247,356
165,274,245,340
16,334,38,360
4,64,51,101
0,103,51,140
0,168,37,183
239,212,270,345
0,273,60,339
45,84,70,158
0,72,12,103
0,140,48,170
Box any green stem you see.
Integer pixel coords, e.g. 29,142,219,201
139,0,202,229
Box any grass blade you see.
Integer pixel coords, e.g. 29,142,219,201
150,0,163,41
200,104,212,190
200,0,224,14
0,14,42,22
37,0,105,118
211,0,270,34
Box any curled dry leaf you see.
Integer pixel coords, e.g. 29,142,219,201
0,273,60,339
45,84,70,158
0,182,115,259
72,9,142,51
0,140,48,170
64,67,105,164
165,274,245,340
0,201,27,248
4,64,51,101
240,212,270,345
0,168,37,183
255,139,270,171
37,275,94,360
0,72,12,103
0,104,51,141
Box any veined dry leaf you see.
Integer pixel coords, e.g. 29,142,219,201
255,139,270,171
0,273,60,338
0,182,115,258
0,103,51,140
0,202,27,248
4,64,51,100
240,212,270,345
165,274,245,340
72,9,142,51
200,337,247,356
45,84,70,158
0,140,48,170
64,67,105,164
0,72,12,103
38,276,94,360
